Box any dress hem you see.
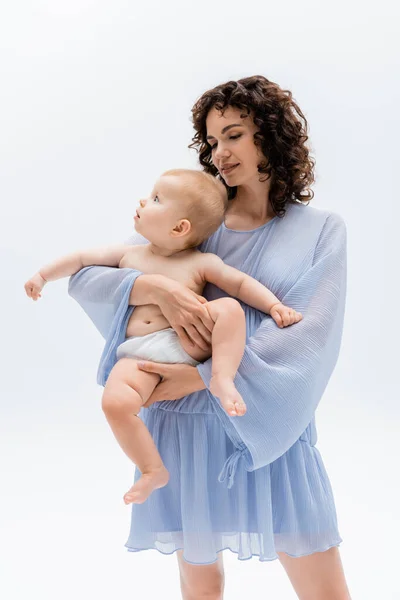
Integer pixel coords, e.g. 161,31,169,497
125,537,343,566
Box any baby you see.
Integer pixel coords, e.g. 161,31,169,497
25,169,302,505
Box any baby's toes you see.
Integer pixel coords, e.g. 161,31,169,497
235,402,247,416
228,404,239,416
222,400,238,416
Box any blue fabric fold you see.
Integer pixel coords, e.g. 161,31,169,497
68,265,142,385
196,205,347,483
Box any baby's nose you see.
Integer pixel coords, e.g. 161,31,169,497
139,199,146,207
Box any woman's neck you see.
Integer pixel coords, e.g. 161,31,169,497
229,177,274,224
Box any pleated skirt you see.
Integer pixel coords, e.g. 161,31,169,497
125,402,342,565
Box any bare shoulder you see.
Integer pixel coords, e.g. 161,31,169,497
192,251,225,283
119,243,147,266
122,243,147,256
195,251,223,268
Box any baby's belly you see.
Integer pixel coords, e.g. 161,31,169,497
125,304,212,363
126,305,170,337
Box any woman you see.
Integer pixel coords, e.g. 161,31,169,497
69,75,351,599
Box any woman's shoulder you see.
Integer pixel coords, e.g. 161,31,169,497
274,203,346,256
286,201,345,230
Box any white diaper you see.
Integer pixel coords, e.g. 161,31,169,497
116,327,200,366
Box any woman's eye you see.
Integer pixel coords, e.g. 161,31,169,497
209,134,241,151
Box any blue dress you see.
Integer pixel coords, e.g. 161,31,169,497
69,201,347,565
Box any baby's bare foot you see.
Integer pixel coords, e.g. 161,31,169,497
210,376,247,417
123,466,170,505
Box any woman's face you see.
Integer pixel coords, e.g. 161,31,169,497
205,106,265,187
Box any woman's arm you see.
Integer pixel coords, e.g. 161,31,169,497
68,229,211,335
67,231,215,385
67,230,147,339
140,362,206,408
196,213,347,483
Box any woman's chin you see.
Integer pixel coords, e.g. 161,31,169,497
222,173,242,186
221,167,249,186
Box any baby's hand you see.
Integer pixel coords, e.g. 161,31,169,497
270,303,302,328
24,273,46,301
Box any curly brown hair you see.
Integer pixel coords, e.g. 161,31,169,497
189,75,315,217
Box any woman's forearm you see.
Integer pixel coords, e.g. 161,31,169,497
129,273,174,306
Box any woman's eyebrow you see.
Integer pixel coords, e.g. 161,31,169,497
206,124,243,140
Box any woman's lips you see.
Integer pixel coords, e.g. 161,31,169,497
221,163,239,175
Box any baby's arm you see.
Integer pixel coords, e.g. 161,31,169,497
199,254,302,328
24,244,130,301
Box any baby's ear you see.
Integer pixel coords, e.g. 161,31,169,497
172,219,191,237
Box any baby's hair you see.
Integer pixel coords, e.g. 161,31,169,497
161,169,228,248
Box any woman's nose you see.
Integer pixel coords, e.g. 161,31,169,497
214,144,230,160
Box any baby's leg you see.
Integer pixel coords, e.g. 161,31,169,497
102,358,169,505
205,298,247,417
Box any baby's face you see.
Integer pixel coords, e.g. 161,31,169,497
134,175,191,248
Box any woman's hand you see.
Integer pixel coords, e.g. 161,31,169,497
137,361,206,408
156,280,214,351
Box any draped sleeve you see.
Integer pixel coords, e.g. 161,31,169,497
196,213,347,487
68,231,147,385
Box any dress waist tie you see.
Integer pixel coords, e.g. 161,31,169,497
218,447,247,489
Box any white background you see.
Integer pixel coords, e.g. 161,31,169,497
1,1,399,598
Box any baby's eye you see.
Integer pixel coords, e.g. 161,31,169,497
153,195,160,203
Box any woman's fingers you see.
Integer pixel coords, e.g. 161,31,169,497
142,394,158,408
195,305,215,332
183,324,210,350
174,325,195,348
193,318,212,344
158,286,214,344
193,293,208,304
145,383,168,405
136,360,168,376
176,324,211,351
